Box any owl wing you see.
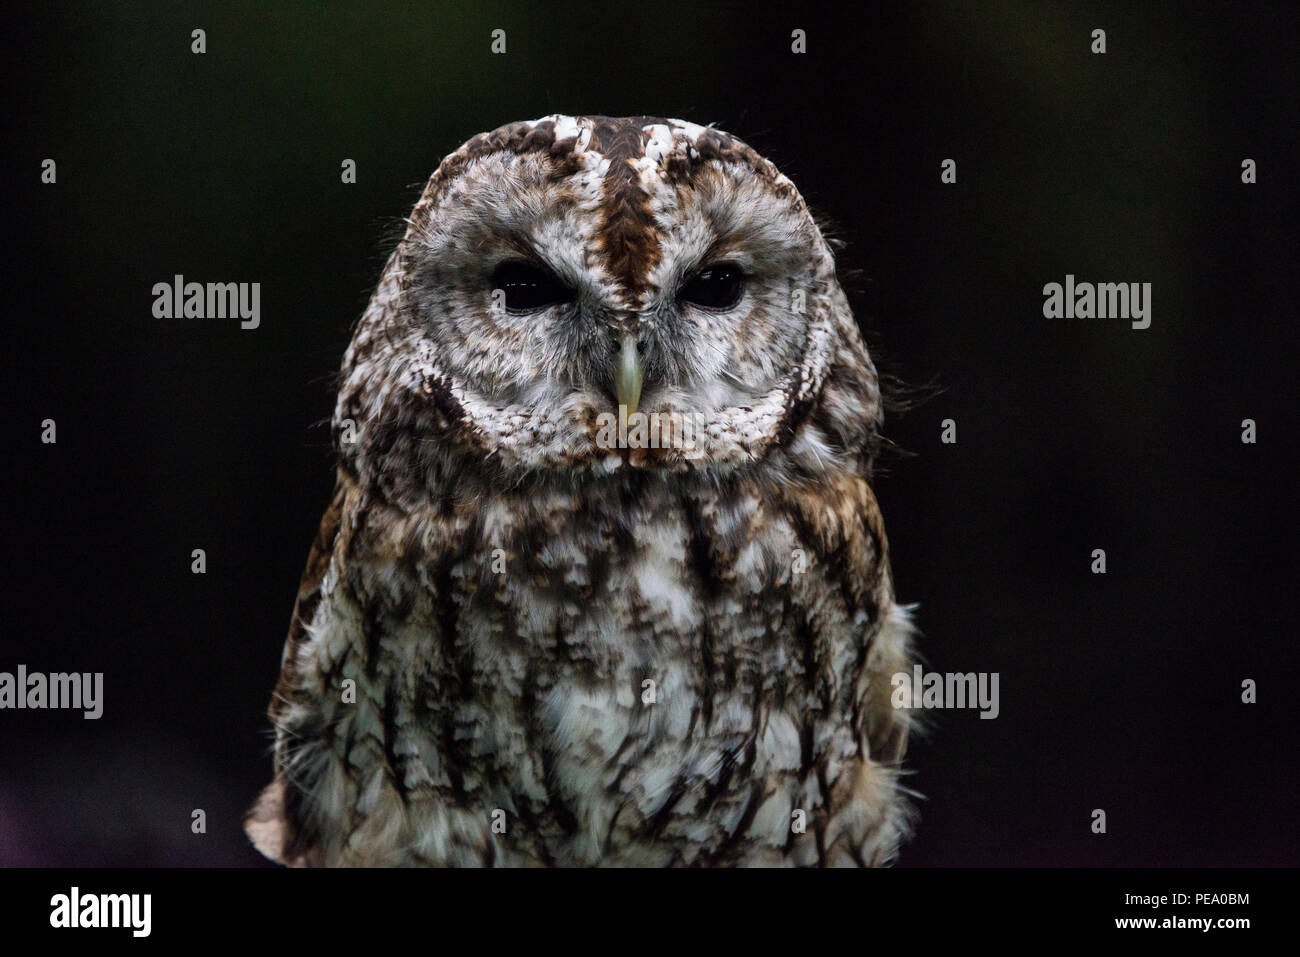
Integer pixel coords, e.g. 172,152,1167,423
854,479,913,768
863,601,913,766
783,471,912,766
244,472,349,866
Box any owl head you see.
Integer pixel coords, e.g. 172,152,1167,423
335,115,882,494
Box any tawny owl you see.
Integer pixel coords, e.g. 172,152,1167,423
246,115,915,867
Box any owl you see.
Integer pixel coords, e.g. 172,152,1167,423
245,115,916,867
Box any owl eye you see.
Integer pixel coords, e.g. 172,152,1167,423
491,260,575,312
678,262,745,311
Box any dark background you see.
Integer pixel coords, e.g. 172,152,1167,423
3,1,1296,866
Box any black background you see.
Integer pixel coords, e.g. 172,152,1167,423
3,1,1296,866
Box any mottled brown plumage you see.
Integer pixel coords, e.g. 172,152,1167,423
247,115,916,867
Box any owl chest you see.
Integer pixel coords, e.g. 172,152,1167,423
445,494,823,851
325,486,861,863
453,488,800,709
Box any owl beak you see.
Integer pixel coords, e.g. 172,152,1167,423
615,333,643,416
